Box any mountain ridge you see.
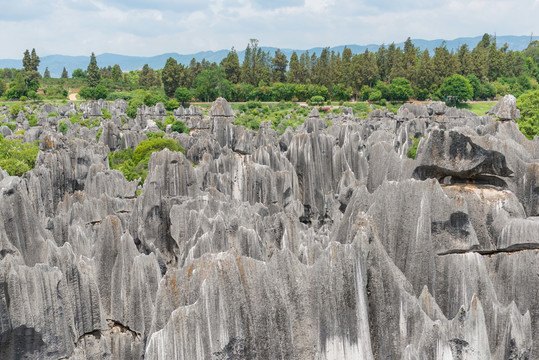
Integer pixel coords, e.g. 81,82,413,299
1,35,536,78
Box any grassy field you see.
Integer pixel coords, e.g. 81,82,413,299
457,102,497,115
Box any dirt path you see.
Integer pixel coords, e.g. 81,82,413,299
68,93,78,101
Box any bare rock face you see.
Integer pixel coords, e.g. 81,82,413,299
487,94,521,120
1,96,538,359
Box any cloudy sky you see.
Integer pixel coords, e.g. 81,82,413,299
1,0,537,58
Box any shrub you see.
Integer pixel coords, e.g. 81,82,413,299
407,137,422,159
102,108,112,120
171,120,189,134
19,96,28,102
369,90,382,102
146,131,165,140
58,120,69,134
0,138,40,176
9,103,23,117
516,90,539,140
27,114,38,127
109,137,184,184
96,128,103,142
47,112,58,118
310,95,325,105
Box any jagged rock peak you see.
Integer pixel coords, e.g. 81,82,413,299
307,107,320,118
210,97,234,117
487,94,521,120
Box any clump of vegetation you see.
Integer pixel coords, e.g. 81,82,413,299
516,90,539,139
96,128,103,142
0,138,40,176
171,120,189,134
47,112,58,118
27,114,38,127
146,131,165,140
58,120,69,134
407,136,422,159
109,137,183,184
101,108,112,120
10,103,23,117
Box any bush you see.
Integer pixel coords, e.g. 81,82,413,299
389,78,414,102
27,114,38,127
10,103,23,117
310,95,325,105
174,87,192,105
96,128,103,142
47,112,58,118
127,98,143,119
146,131,165,140
171,120,189,134
439,74,473,104
102,108,112,120
19,96,28,102
369,90,382,102
516,90,539,140
407,137,421,159
0,138,39,176
109,137,184,184
58,120,69,134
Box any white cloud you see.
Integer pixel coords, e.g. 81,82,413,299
0,0,536,58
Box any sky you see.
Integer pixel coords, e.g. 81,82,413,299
1,0,538,58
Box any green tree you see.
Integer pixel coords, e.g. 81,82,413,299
287,52,301,83
22,50,32,72
193,68,228,102
466,74,481,100
271,49,288,83
439,74,473,103
388,77,414,101
139,64,161,88
516,90,539,139
86,53,101,87
6,72,27,98
61,67,69,79
174,87,192,105
72,68,85,78
220,49,241,84
341,47,353,87
111,64,122,82
162,57,181,97
30,49,40,71
43,67,51,78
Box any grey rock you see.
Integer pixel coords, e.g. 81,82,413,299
209,97,234,117
487,95,521,120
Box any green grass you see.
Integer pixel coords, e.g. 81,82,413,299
456,102,497,115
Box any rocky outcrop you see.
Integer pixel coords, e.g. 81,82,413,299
1,96,538,359
487,94,521,120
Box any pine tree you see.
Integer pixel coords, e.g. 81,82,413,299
341,47,353,87
43,67,50,78
22,50,32,72
61,67,69,79
287,52,301,83
162,57,181,97
86,52,101,87
220,48,241,84
271,49,288,83
30,48,40,71
111,64,122,82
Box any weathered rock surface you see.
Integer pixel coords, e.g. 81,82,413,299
0,96,538,359
487,94,521,120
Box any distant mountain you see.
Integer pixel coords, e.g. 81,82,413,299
1,35,536,78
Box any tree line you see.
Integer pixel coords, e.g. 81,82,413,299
1,34,539,103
